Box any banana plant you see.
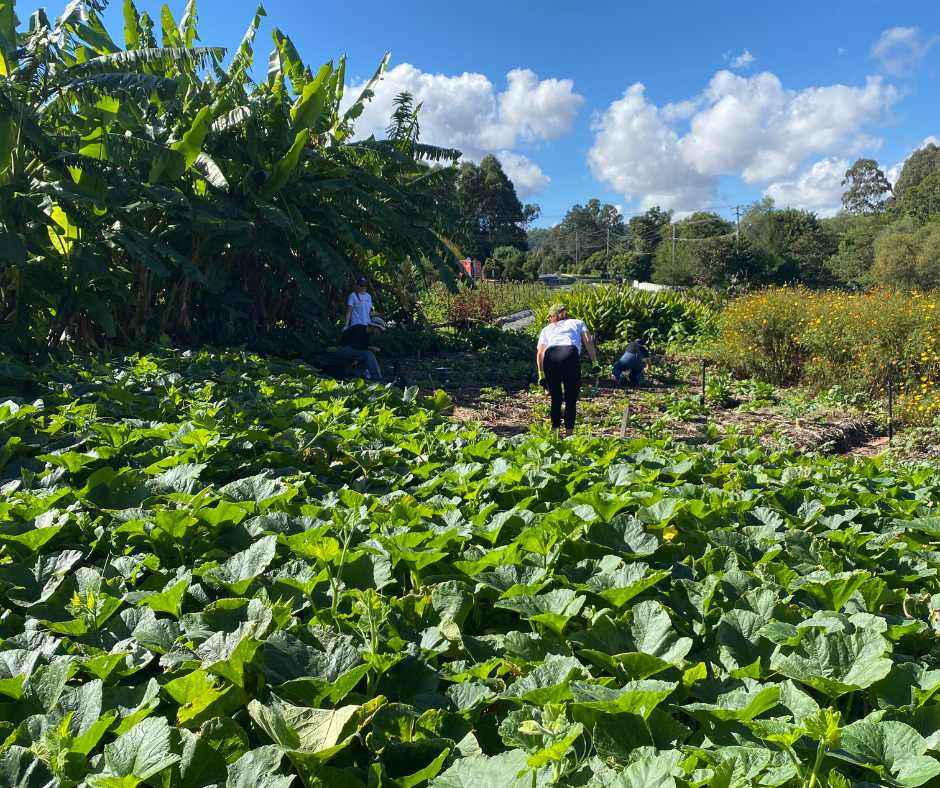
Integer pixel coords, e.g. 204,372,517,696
0,0,464,355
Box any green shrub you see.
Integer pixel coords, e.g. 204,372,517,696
420,281,549,325
714,286,940,424
530,286,718,346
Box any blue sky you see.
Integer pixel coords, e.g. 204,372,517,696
20,0,940,225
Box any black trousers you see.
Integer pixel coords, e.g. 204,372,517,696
544,346,581,429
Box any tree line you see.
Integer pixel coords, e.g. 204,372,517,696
475,143,940,291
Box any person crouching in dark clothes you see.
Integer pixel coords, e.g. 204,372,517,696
612,339,649,387
339,322,383,381
535,303,598,437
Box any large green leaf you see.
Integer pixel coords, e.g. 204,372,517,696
225,746,294,788
0,746,55,788
581,560,670,609
503,654,586,705
430,749,532,788
685,684,781,723
205,535,277,595
248,696,384,761
97,716,180,782
494,588,586,635
771,628,893,698
569,679,677,719
291,62,332,133
260,129,308,200
835,718,940,787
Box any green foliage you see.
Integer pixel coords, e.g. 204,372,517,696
652,212,741,287
0,0,463,355
626,206,672,281
539,199,625,272
3,350,940,784
894,142,940,201
487,245,537,281
419,281,549,325
531,285,718,345
824,212,894,289
841,158,894,214
704,371,735,407
872,220,940,291
455,156,532,261
897,171,940,226
742,202,839,286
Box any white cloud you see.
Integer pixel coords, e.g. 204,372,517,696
725,49,756,70
344,63,583,197
588,70,898,210
496,150,550,197
497,69,584,143
886,135,940,185
661,98,701,123
681,72,895,182
764,157,850,216
587,83,716,212
871,26,939,76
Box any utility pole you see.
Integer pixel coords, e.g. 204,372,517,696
671,223,676,267
606,226,610,258
575,228,580,267
733,205,742,245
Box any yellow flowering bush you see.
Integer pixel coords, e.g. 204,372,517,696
712,287,812,385
714,287,940,424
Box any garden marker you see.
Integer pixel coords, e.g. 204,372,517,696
888,369,894,444
701,358,707,406
620,402,630,437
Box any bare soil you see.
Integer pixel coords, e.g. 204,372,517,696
401,352,890,457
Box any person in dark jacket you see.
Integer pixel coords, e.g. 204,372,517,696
612,339,650,386
339,320,383,381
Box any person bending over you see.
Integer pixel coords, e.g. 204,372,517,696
536,303,598,437
612,338,650,387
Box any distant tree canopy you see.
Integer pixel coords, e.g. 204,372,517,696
897,171,940,226
743,202,839,286
872,221,940,291
455,155,537,261
529,199,672,280
519,141,940,293
842,159,893,214
487,246,536,281
627,207,672,281
894,143,940,201
652,212,738,287
824,213,895,289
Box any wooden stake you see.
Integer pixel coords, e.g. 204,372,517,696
700,359,706,405
620,402,631,438
887,371,894,445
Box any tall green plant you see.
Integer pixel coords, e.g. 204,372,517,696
0,0,463,355
531,285,718,345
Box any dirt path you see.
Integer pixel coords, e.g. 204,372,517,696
448,380,882,454
392,347,892,457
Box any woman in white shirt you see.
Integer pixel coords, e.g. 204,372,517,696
345,276,374,329
536,303,598,436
